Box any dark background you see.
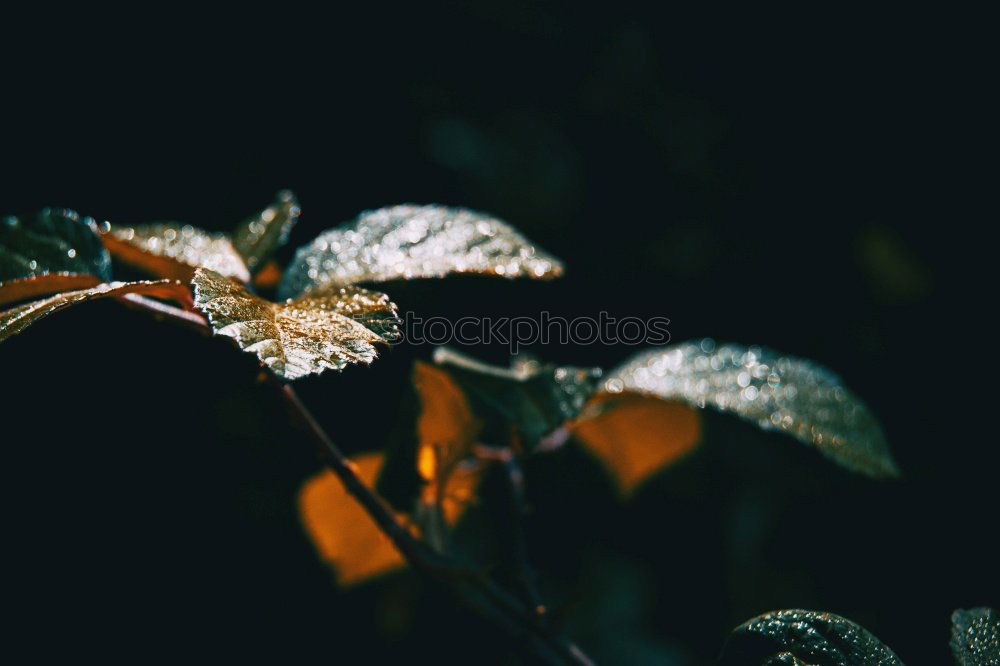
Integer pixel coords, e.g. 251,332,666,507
1,5,989,664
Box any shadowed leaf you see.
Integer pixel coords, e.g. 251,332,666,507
570,392,701,496
278,204,564,299
951,607,999,666
0,280,192,343
299,453,409,586
231,190,300,272
721,609,903,666
600,340,898,478
192,268,399,380
1,208,112,305
431,347,602,450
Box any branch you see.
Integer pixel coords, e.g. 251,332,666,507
119,291,596,665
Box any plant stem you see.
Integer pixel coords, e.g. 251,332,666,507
120,292,596,665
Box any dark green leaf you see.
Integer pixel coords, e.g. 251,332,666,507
431,347,601,450
0,208,112,304
231,189,300,272
950,608,999,666
721,609,903,666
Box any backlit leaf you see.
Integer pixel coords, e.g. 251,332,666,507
600,340,899,478
570,392,701,496
231,190,300,272
278,204,564,299
950,607,999,666
192,267,399,381
299,453,409,586
101,191,300,283
721,609,903,666
1,208,112,305
412,361,484,528
0,280,192,343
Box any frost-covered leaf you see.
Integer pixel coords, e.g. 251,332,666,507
0,208,112,305
299,452,409,586
951,607,999,666
192,267,399,381
0,280,192,343
570,393,701,496
101,191,300,283
721,609,903,666
103,222,251,282
599,340,898,478
231,190,300,272
278,204,563,299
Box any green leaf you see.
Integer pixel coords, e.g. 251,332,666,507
721,609,903,666
598,340,899,478
231,189,300,273
0,208,112,305
950,607,999,666
431,347,601,450
278,204,563,299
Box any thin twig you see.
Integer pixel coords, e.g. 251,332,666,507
504,457,547,617
119,292,596,665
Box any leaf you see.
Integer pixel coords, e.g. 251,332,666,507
192,267,399,380
299,452,409,586
0,280,192,343
950,607,999,666
431,347,602,450
231,190,300,272
101,191,300,283
412,361,484,528
721,609,903,666
102,222,251,283
278,204,564,299
570,392,701,496
0,208,112,305
599,340,899,478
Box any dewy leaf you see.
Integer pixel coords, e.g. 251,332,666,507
0,208,112,305
0,280,192,343
950,607,999,666
721,609,903,666
231,190,300,272
278,204,564,299
599,340,899,478
101,191,300,283
570,392,701,496
102,222,251,283
192,267,399,381
299,452,409,586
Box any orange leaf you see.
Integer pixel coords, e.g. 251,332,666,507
413,361,483,524
298,453,409,586
251,260,283,288
570,392,701,496
0,280,192,343
0,274,102,306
